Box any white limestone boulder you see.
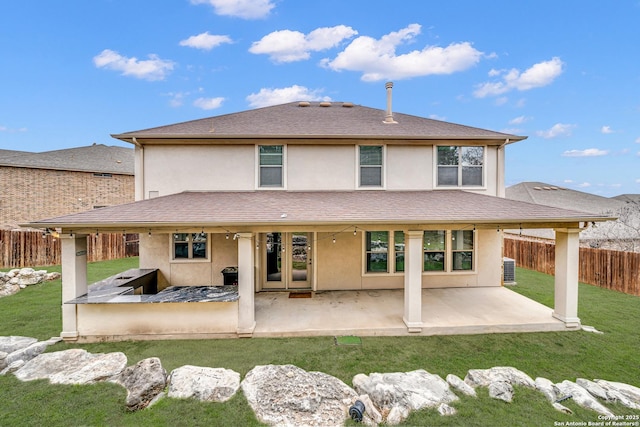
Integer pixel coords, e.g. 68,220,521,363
241,364,358,427
464,367,536,389
488,381,514,402
14,348,127,385
110,357,167,411
446,373,477,397
168,365,240,402
555,380,615,417
595,379,640,410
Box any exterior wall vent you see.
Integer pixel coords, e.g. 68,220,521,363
298,101,311,107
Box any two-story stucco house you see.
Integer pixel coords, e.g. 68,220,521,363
28,84,611,342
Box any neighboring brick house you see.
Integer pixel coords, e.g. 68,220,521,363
0,144,134,229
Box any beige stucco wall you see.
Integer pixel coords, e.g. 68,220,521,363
287,145,355,190
139,143,501,195
143,145,255,196
76,301,238,340
316,232,363,290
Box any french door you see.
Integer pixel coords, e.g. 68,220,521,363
262,232,311,290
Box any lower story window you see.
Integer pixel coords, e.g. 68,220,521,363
423,230,446,271
366,231,388,272
173,233,207,259
394,231,405,272
451,230,473,271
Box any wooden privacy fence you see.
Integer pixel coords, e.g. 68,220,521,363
0,230,139,269
504,237,640,296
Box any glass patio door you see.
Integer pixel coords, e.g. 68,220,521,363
262,232,311,290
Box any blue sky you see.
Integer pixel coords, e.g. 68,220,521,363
1,1,639,197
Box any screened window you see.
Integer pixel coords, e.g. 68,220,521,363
423,230,446,271
366,231,388,272
173,233,207,259
437,146,484,187
451,230,474,271
359,146,383,187
394,231,405,272
259,145,283,187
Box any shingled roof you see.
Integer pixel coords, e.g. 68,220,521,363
0,144,134,175
28,190,610,231
112,102,526,143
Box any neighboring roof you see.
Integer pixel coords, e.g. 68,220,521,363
0,149,29,158
613,194,640,205
112,102,526,144
27,190,610,231
0,144,134,175
505,182,624,215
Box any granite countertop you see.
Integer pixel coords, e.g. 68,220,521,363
66,269,239,304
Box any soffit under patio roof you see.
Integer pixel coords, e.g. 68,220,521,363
26,190,613,232
111,102,526,144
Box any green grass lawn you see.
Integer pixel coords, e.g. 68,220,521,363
1,259,639,426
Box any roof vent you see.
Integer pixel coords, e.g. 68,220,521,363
383,82,397,124
298,101,310,107
319,101,332,107
342,102,354,108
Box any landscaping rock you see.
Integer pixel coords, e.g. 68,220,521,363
14,348,127,385
0,360,25,376
111,357,167,411
0,269,60,298
464,366,536,389
356,394,382,424
168,365,240,403
577,378,611,402
446,373,477,397
555,380,615,417
4,341,49,369
241,364,358,427
353,369,458,424
535,377,558,402
595,379,640,410
488,381,513,402
438,402,457,416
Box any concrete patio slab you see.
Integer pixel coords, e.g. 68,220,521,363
253,287,570,337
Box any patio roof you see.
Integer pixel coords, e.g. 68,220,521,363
26,190,613,232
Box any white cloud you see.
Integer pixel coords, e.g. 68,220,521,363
474,57,564,98
93,49,174,81
0,125,27,132
246,85,330,108
190,0,274,19
322,24,482,82
577,182,592,188
429,114,446,121
193,97,225,110
509,115,531,125
562,148,609,157
179,32,232,50
536,123,575,139
249,25,357,63
601,125,615,134
635,137,640,143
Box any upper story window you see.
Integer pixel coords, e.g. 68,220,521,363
259,145,283,187
437,146,484,187
173,233,207,260
359,146,383,187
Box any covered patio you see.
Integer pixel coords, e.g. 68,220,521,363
253,287,567,338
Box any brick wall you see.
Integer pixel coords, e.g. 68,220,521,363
0,166,134,227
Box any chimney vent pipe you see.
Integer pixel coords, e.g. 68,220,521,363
384,82,397,124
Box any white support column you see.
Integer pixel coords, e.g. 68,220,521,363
403,230,423,332
60,233,88,341
553,228,581,328
237,232,256,336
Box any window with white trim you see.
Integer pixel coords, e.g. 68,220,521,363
359,146,383,187
259,145,283,187
437,146,484,187
451,230,474,271
365,231,388,272
173,233,207,259
423,230,446,271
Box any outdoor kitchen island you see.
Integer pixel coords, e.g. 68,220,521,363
65,268,241,342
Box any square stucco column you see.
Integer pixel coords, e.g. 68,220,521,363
403,230,424,332
553,228,581,328
60,233,88,341
237,232,256,336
